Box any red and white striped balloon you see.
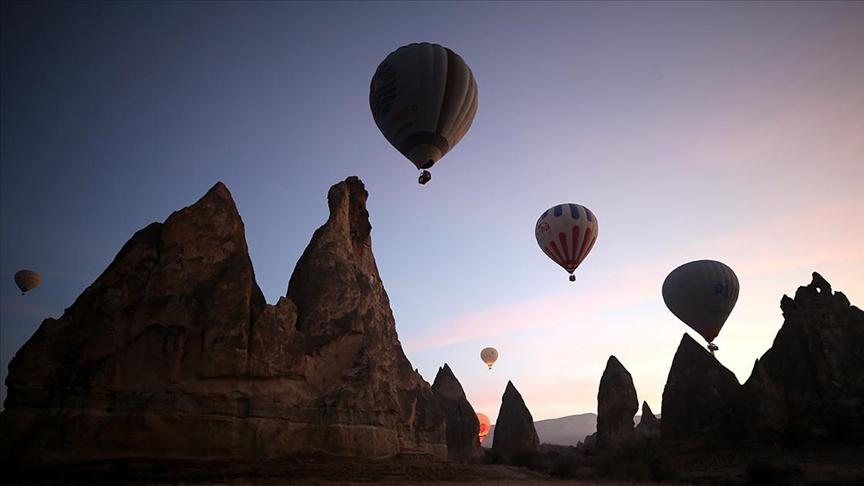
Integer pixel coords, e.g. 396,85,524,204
535,203,599,282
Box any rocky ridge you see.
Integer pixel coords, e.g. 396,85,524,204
661,272,863,447
1,175,861,482
1,177,447,471
741,272,864,445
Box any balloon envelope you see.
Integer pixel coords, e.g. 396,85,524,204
370,42,478,171
480,347,498,369
14,270,41,294
662,260,739,343
476,413,491,443
535,203,599,278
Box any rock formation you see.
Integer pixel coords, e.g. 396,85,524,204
576,432,597,455
485,413,597,448
0,177,447,473
650,272,863,450
638,401,659,429
660,334,744,445
739,358,789,443
596,355,638,450
491,381,539,461
431,364,484,462
741,272,864,445
634,401,660,442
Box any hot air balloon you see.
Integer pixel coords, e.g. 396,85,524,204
476,413,491,443
14,270,41,295
662,260,739,354
535,203,599,282
369,42,479,185
480,347,498,369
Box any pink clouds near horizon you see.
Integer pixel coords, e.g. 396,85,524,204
403,194,863,354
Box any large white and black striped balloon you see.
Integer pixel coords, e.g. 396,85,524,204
370,42,478,172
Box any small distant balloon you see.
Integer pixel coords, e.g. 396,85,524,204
14,270,41,295
662,260,739,346
476,413,491,443
535,203,599,282
480,347,498,369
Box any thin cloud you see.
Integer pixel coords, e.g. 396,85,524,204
403,197,863,353
698,196,864,276
0,300,59,320
402,273,662,353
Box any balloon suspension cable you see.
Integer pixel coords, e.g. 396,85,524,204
418,170,432,185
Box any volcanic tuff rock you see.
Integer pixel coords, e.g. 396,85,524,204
740,272,864,445
576,432,598,455
596,355,638,450
638,401,659,429
491,381,539,461
634,401,660,442
661,334,744,445
431,364,484,462
739,358,789,443
659,273,864,448
0,177,447,472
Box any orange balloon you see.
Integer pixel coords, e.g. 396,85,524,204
476,413,492,443
14,270,41,295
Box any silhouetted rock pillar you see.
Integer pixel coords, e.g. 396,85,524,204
634,401,660,442
661,334,743,445
431,364,484,462
596,355,638,450
491,381,539,462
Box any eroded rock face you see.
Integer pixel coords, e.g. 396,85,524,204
639,401,659,429
491,381,539,461
739,358,789,442
742,273,864,445
576,432,597,455
596,356,638,450
634,401,660,442
431,364,484,462
0,177,447,471
661,334,743,445
280,176,446,457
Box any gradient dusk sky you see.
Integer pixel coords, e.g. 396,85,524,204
2,1,862,422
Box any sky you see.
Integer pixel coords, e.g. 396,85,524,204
1,1,862,423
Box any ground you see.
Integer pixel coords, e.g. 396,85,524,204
11,446,864,485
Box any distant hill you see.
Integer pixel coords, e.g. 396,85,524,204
483,412,658,447
484,413,595,447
